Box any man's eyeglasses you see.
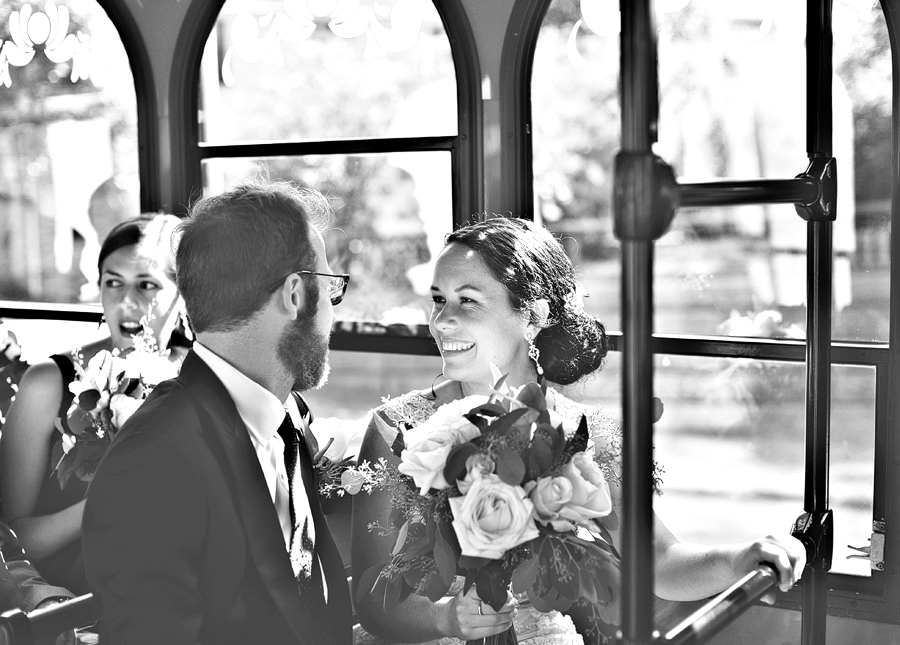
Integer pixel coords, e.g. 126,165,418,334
268,271,350,306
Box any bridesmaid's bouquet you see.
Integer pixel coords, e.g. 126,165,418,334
52,320,182,489
358,372,621,645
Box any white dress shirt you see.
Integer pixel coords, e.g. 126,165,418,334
192,342,316,580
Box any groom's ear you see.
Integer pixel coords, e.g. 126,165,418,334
279,274,308,320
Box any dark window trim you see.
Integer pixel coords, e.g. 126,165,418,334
168,0,482,224
497,0,550,218
97,0,160,212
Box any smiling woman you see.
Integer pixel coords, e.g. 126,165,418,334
0,213,190,595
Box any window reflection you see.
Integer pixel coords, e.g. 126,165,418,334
0,0,138,305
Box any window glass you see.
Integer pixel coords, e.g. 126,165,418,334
305,349,442,422
533,0,890,342
651,355,874,577
199,0,458,143
203,153,452,323
555,350,874,578
0,0,139,305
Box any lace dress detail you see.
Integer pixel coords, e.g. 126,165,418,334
356,389,621,645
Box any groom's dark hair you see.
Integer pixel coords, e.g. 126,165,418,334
175,179,332,334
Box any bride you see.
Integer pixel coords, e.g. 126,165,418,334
350,217,805,645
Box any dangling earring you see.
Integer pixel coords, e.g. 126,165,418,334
525,332,544,376
98,314,106,330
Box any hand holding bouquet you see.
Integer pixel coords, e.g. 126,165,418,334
358,375,621,645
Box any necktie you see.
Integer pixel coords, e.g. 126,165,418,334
277,414,335,643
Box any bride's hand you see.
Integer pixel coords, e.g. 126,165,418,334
731,534,806,603
443,585,518,640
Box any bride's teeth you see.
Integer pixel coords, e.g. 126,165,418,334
442,341,474,352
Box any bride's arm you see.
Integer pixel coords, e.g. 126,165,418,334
604,478,804,602
350,413,514,642
653,518,805,601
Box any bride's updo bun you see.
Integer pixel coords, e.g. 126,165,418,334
445,217,609,385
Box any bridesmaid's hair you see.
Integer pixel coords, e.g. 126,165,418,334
98,213,181,282
445,216,609,385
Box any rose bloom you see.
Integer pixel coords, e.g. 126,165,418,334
530,452,612,532
449,474,539,559
310,416,351,462
399,395,485,495
110,394,143,430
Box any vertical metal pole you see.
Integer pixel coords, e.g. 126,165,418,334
802,1,833,643
619,0,660,642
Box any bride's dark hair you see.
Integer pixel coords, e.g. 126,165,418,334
445,217,609,385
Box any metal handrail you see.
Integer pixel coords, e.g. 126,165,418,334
662,566,779,645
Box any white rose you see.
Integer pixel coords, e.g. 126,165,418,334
109,394,143,430
548,452,613,532
528,476,575,531
398,395,486,495
449,474,539,559
309,416,352,461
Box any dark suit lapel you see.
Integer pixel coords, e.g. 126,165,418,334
177,352,317,644
293,394,353,645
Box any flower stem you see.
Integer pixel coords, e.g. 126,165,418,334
465,625,519,645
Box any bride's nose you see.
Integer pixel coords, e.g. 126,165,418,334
432,304,458,331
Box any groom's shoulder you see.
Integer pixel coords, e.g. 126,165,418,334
122,378,203,438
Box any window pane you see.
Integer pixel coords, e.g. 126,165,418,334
651,355,873,577
533,0,891,342
200,0,457,143
202,152,452,322
305,350,442,423
0,1,139,304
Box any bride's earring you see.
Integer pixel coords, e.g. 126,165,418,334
525,332,544,376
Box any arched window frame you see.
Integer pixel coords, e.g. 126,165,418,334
498,0,900,624
168,0,483,238
97,0,160,212
0,0,159,320
167,0,483,354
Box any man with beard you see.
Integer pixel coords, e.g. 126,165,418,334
82,180,353,645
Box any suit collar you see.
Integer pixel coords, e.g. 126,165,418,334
177,350,324,644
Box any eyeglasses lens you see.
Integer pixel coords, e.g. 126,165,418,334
328,277,344,306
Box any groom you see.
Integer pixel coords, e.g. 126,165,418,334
82,180,353,644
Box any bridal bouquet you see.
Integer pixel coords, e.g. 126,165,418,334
357,375,621,645
52,321,182,489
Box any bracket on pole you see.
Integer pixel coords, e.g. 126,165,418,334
791,509,834,572
613,151,679,241
794,157,837,222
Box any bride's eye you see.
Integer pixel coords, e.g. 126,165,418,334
431,295,445,305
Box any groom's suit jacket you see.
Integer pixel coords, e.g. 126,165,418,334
82,350,352,645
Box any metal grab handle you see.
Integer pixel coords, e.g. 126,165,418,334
661,565,779,645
